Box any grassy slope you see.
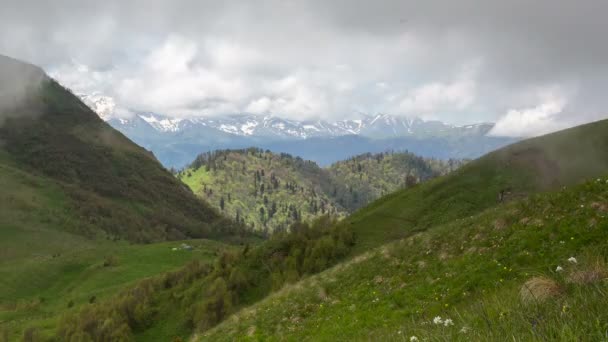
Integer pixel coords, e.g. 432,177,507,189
345,119,608,254
0,56,239,243
199,120,608,340
0,56,248,340
0,150,233,339
203,176,608,341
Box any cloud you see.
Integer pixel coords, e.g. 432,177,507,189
398,79,476,117
0,0,607,136
489,91,568,137
0,55,48,125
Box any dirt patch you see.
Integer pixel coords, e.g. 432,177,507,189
520,276,562,304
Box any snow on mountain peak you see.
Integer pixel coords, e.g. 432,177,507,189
79,93,116,121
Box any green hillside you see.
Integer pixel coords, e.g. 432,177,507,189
203,176,608,341
198,119,608,340
328,152,464,208
178,149,456,233
0,56,250,340
0,55,242,243
345,119,608,253
42,120,608,341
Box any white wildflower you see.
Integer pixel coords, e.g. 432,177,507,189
444,318,454,327
580,204,585,208
568,257,578,264
410,336,419,342
556,266,564,272
460,326,470,334
433,316,443,325
559,241,565,245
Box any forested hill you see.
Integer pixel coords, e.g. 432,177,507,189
0,55,243,243
177,148,461,233
328,152,464,208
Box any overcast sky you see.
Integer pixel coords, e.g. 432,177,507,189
1,0,607,136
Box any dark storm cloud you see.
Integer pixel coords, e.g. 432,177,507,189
0,0,606,136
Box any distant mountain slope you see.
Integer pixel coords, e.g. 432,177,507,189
0,55,241,243
328,152,465,207
80,95,515,168
178,149,458,233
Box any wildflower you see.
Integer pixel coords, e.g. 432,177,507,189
568,257,578,264
580,204,585,208
444,318,454,327
433,316,443,325
410,336,419,342
556,266,564,272
460,326,470,334
559,241,565,244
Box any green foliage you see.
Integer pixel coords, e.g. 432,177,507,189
342,119,608,254
53,216,354,340
0,78,247,243
328,151,463,210
202,177,608,341
179,148,457,233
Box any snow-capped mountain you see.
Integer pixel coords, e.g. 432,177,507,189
79,93,116,121
79,94,511,168
81,96,493,140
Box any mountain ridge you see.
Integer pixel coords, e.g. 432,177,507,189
79,94,514,169
177,148,460,233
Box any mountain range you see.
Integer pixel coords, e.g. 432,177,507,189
80,93,516,168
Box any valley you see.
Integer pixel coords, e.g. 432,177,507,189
2,15,608,341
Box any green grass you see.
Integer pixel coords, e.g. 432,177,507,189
0,151,235,339
202,177,608,341
344,119,608,254
0,236,232,340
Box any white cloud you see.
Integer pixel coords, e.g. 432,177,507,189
489,92,568,137
21,0,607,134
398,79,476,116
245,97,271,114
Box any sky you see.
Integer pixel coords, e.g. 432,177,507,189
1,0,607,137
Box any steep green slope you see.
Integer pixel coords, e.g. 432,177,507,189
345,119,608,253
0,55,241,243
202,176,608,341
0,56,249,340
178,149,455,233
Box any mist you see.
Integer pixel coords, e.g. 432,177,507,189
0,55,48,126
